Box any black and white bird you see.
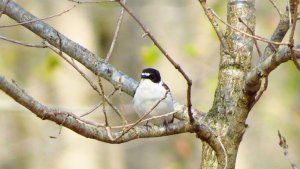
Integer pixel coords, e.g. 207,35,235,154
133,68,174,125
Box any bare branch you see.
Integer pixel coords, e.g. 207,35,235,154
0,0,9,18
198,0,229,52
0,35,47,48
288,0,300,70
238,17,262,58
104,0,125,63
268,0,282,16
262,0,299,61
98,77,109,126
211,10,290,46
245,46,300,93
0,5,77,28
46,43,127,124
1,0,138,95
68,0,114,4
80,89,117,117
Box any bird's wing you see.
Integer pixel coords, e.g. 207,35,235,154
162,82,173,100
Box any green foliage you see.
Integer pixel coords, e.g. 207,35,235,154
140,44,161,66
36,52,60,81
183,43,200,58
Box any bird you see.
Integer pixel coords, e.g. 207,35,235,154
133,68,174,125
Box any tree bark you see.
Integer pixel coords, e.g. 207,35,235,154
200,0,255,168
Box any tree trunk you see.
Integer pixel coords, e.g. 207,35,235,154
200,0,255,168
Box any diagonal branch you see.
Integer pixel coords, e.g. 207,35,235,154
245,46,300,94
198,0,229,52
104,0,125,63
288,0,300,70
0,0,137,96
211,10,289,46
238,17,262,58
0,4,77,28
262,0,299,61
0,35,47,48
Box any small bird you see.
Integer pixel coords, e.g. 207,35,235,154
133,68,174,125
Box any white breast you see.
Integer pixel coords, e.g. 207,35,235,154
133,80,174,124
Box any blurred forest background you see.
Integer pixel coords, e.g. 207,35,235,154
0,0,299,169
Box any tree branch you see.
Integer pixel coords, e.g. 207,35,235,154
262,0,299,61
0,35,47,48
0,0,137,96
245,45,300,94
198,0,229,52
104,0,125,63
0,4,77,28
288,0,300,70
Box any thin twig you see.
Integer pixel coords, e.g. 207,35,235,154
238,17,262,57
0,35,47,48
198,0,229,52
288,0,292,26
98,77,109,126
116,0,194,124
288,0,300,71
80,89,117,117
211,10,290,46
111,110,178,129
0,0,9,18
268,0,282,16
0,5,76,28
50,114,69,139
104,0,126,62
115,75,129,129
68,0,114,4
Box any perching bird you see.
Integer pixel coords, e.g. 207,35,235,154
133,68,174,125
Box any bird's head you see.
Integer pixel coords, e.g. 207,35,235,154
141,68,161,83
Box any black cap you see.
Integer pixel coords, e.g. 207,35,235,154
141,68,161,83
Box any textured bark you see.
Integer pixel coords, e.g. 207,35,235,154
200,0,255,168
